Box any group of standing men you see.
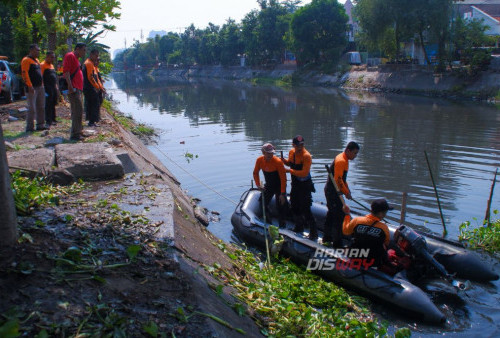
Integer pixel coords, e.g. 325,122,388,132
21,43,105,140
254,136,395,267
253,136,360,244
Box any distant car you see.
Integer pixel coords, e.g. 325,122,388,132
0,57,23,103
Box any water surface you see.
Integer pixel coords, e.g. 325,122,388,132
108,73,500,335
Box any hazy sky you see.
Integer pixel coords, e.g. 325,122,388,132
100,0,346,55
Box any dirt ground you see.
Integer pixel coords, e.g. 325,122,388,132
0,100,262,337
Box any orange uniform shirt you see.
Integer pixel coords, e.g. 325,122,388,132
333,152,350,195
283,148,312,178
253,155,287,193
343,214,390,246
83,59,103,90
21,56,42,88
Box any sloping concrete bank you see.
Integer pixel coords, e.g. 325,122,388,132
341,65,500,100
0,101,262,336
134,63,500,100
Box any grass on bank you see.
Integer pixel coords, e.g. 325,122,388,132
459,210,500,255
102,99,155,137
211,238,410,337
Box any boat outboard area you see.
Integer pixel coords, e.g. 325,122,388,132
230,188,499,324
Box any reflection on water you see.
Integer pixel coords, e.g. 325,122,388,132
111,73,500,240
109,73,500,335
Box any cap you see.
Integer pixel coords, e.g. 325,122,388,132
261,143,275,154
371,199,394,214
293,135,305,145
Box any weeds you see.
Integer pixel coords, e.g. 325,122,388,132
210,241,389,336
11,171,85,215
459,211,500,255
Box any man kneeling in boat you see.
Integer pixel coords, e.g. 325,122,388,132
253,143,288,227
343,199,398,271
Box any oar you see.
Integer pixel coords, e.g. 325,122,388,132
484,168,498,225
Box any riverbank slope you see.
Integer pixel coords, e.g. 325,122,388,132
0,100,262,336
137,63,500,100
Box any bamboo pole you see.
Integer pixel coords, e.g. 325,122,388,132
484,168,498,226
424,151,447,236
400,192,408,225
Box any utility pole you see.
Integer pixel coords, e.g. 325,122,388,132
0,124,18,248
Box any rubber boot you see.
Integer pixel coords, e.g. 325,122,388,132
307,220,318,241
292,214,305,233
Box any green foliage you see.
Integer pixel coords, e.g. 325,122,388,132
211,246,391,336
11,171,85,215
459,211,500,254
290,0,348,64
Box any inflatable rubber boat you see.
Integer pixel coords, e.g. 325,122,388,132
230,189,499,324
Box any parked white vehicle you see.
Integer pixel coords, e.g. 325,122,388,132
0,58,23,103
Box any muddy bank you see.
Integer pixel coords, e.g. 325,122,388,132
0,100,261,336
126,64,500,101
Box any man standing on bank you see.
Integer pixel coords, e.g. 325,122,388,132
83,49,103,127
21,44,46,132
282,135,318,240
324,141,360,246
41,51,59,126
253,143,288,227
63,43,86,141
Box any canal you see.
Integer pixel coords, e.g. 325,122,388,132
108,73,500,335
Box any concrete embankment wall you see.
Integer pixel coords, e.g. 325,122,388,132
134,63,500,100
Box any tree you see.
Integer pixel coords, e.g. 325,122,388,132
3,0,120,56
291,0,348,64
218,19,244,65
0,125,17,248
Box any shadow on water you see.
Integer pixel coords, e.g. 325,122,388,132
110,73,500,336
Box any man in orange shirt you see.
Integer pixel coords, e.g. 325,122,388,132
21,44,46,132
41,51,58,125
324,141,360,246
343,198,392,267
282,135,317,240
253,143,287,227
83,49,103,127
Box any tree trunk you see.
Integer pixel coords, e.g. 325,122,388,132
0,124,18,248
419,30,431,65
39,0,57,51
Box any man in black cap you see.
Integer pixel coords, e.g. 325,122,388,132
343,198,393,267
281,135,317,240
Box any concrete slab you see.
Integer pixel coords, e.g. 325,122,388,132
45,137,65,147
55,142,124,180
7,148,55,173
115,151,139,174
94,174,174,244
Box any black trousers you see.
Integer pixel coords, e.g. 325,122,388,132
84,89,100,123
44,86,58,124
290,178,316,232
260,184,286,225
324,184,345,245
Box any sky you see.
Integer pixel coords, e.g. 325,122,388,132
99,0,346,56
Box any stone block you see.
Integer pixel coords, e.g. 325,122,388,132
55,142,124,180
7,148,55,173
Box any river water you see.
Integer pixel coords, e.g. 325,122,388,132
108,73,500,336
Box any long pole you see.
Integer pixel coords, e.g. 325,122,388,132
324,164,347,209
400,192,408,225
424,151,447,236
261,192,272,270
485,168,498,225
